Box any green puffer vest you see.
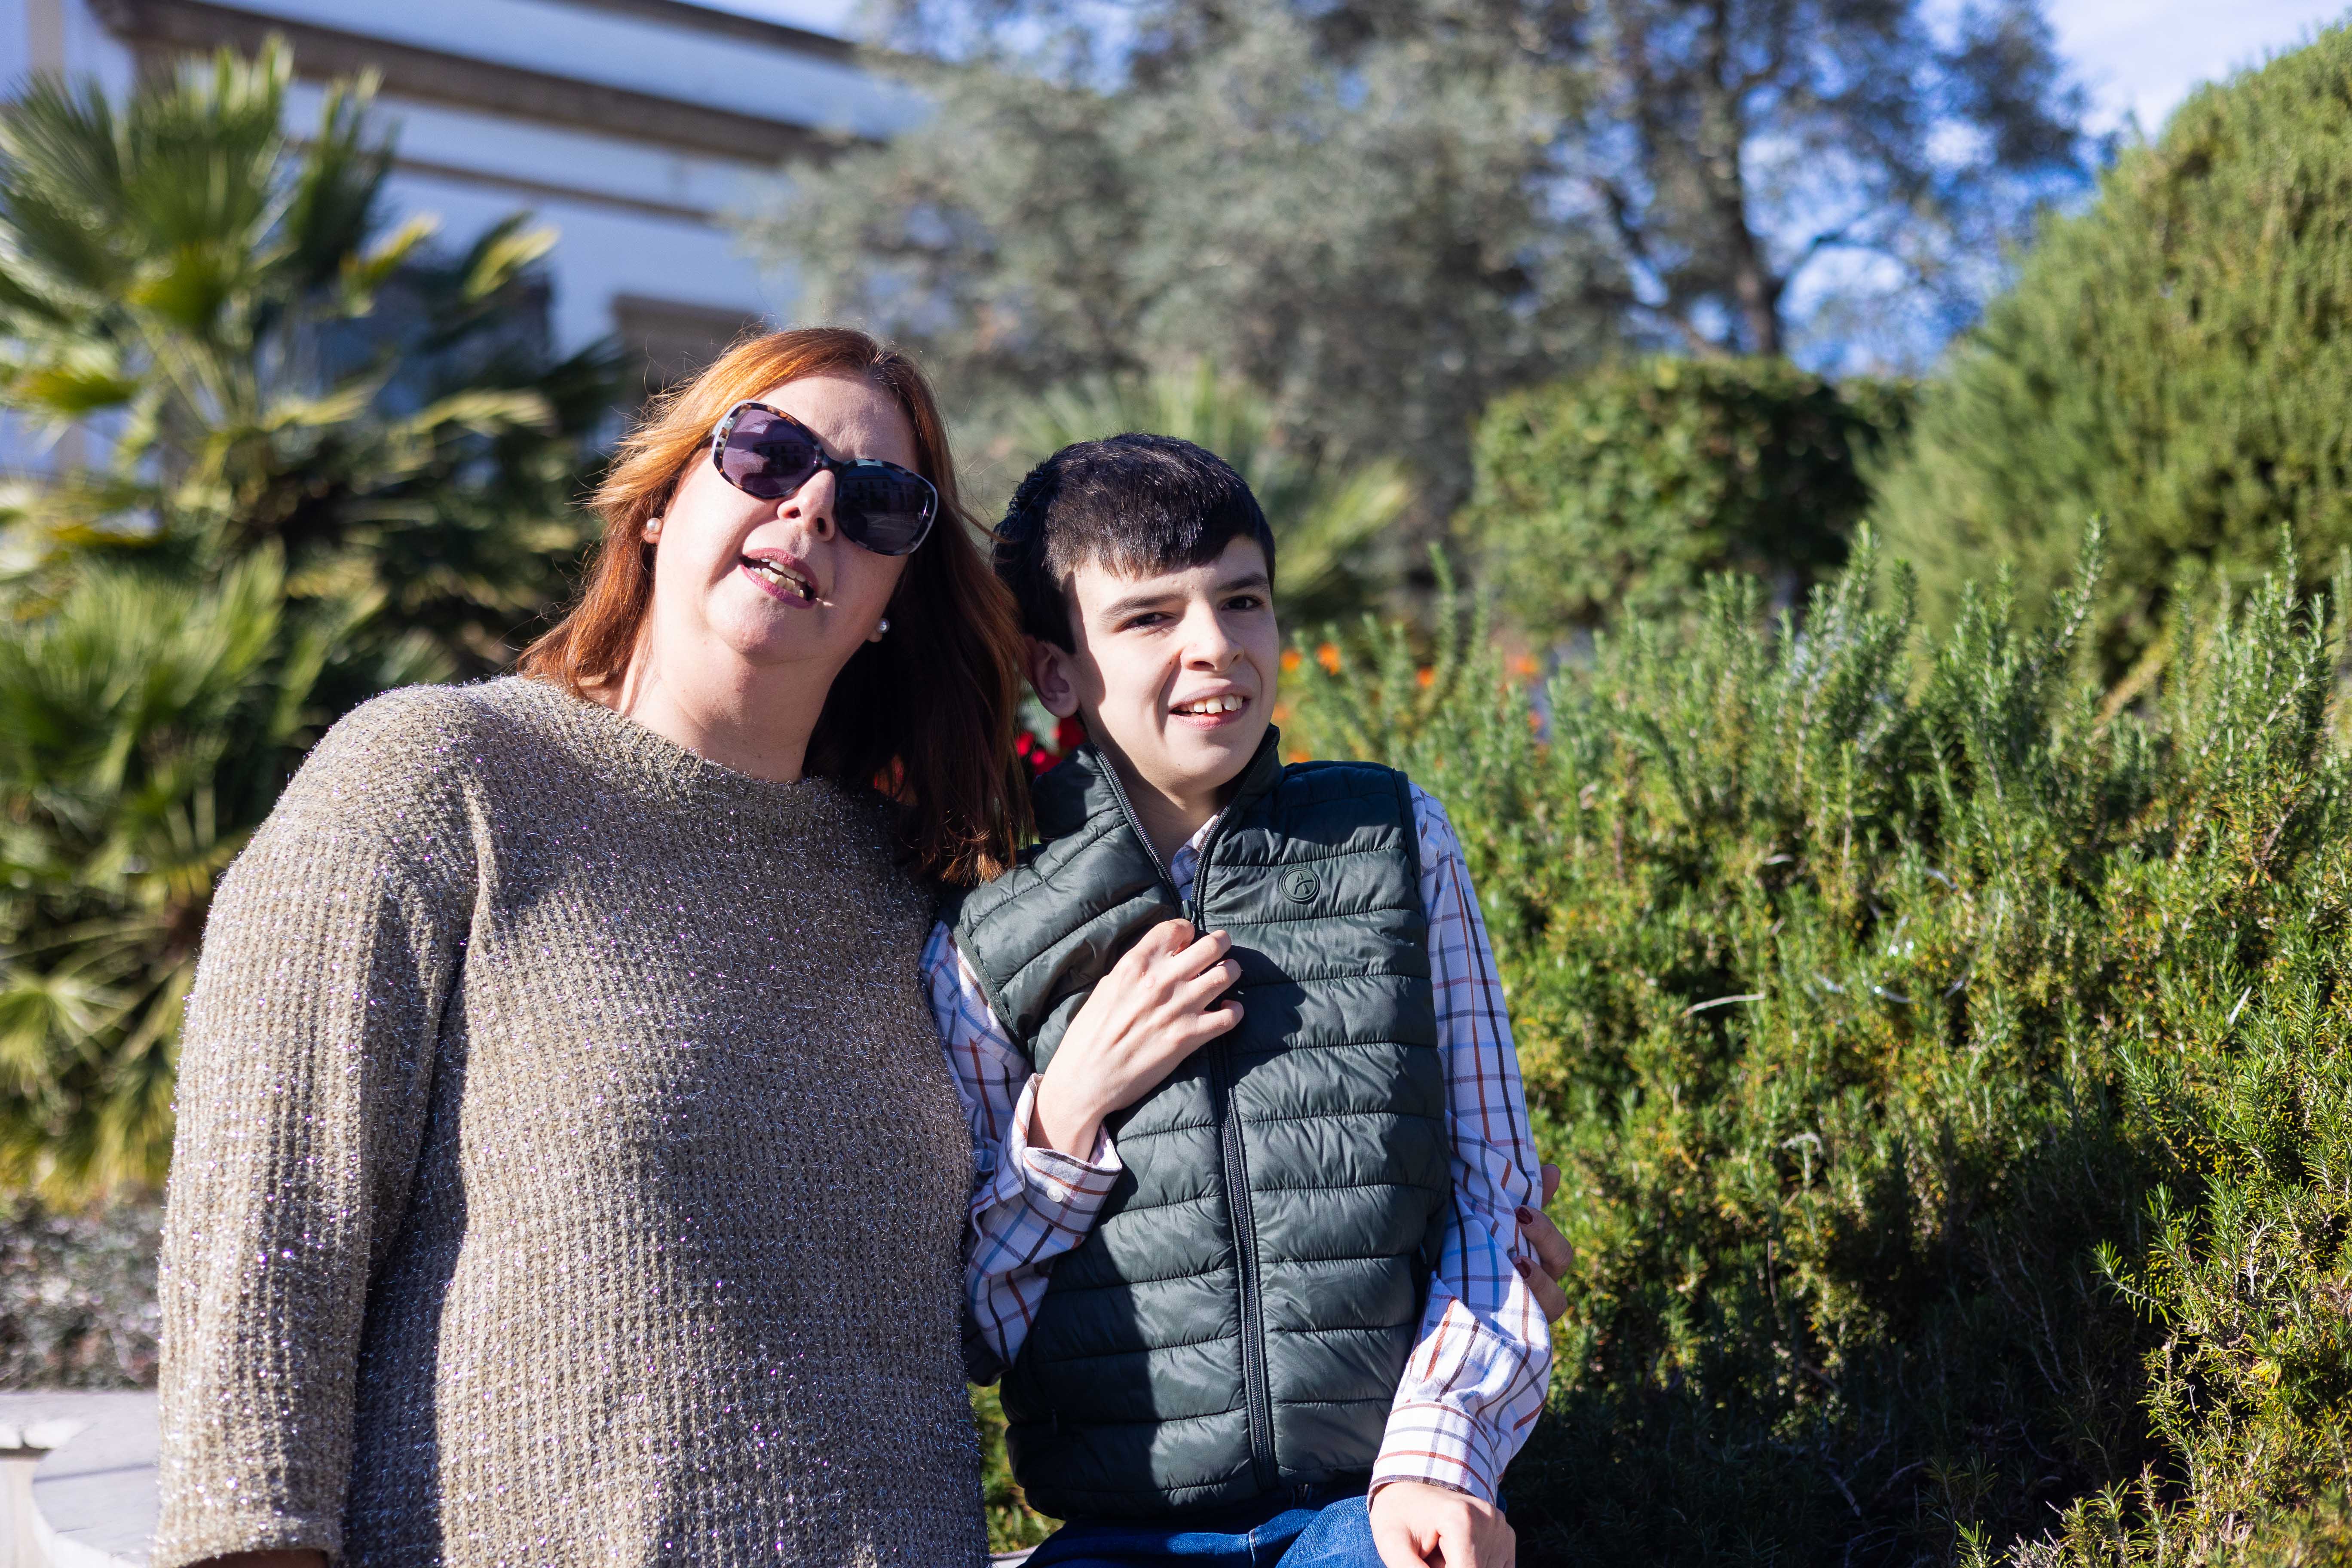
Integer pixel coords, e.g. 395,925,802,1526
951,731,1449,1519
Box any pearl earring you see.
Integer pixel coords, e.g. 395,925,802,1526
876,617,891,636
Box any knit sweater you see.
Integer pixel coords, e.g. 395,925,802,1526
153,677,985,1568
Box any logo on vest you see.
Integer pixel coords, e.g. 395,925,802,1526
1281,868,1319,902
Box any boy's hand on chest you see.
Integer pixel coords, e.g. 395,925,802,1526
1031,919,1242,1158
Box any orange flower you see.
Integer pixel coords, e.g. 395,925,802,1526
1286,748,1311,764
1272,703,1292,723
1416,667,1435,688
1316,643,1341,673
1509,653,1541,679
1281,648,1302,673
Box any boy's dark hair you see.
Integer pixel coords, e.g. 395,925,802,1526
995,434,1277,651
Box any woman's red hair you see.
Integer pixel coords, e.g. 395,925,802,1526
520,327,1029,885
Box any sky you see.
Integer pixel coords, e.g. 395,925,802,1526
709,0,2350,141
2046,0,2347,134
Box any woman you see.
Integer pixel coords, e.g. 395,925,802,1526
154,328,1027,1567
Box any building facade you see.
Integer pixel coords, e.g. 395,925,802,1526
0,0,911,410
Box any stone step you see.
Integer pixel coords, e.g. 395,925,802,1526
0,1391,157,1567
0,1393,1040,1566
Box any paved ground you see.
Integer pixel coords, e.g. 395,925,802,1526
0,1390,156,1567
0,1390,1038,1567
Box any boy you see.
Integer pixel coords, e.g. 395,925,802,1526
928,435,1549,1568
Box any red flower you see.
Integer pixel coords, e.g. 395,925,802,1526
1014,718,1087,780
1014,730,1057,778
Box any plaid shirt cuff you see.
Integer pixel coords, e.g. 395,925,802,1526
1369,1401,1504,1501
995,1076,1123,1220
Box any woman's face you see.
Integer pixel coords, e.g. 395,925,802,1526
643,373,917,685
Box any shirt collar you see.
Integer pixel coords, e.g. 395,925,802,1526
1164,809,1226,903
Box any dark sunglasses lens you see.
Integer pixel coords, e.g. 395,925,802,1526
720,407,820,499
837,466,938,555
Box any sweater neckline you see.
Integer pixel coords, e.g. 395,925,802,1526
494,675,851,814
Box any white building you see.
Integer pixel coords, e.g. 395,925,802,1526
0,0,915,393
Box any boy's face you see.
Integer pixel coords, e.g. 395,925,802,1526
1031,536,1280,819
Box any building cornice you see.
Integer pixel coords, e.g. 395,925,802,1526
379,153,716,224
87,0,868,164
549,0,856,63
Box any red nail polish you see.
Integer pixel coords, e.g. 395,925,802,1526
1514,1256,1532,1276
1515,1206,1535,1225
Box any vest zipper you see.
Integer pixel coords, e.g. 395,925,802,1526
1091,747,1281,1493
1092,753,1180,895
1188,825,1279,1494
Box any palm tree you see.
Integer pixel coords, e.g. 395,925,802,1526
0,551,342,1193
0,43,620,1196
1009,361,1412,630
0,40,618,680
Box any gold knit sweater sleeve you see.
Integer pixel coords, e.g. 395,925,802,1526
154,689,476,1565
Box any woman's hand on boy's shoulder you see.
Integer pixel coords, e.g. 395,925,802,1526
1516,1163,1574,1324
1371,1480,1515,1567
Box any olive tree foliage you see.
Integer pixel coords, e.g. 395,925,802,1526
752,0,2093,508
1576,0,2101,368
746,0,1622,508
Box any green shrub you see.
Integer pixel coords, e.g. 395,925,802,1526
1284,536,2352,1565
0,1193,161,1387
1455,357,1909,646
971,1384,1057,1550
1871,23,2352,675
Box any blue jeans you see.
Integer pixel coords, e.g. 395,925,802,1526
1023,1485,1381,1568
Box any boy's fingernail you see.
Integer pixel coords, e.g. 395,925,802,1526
1515,1206,1536,1226
1514,1256,1532,1276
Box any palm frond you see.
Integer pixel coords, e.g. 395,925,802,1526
1011,360,1411,626
0,37,617,1204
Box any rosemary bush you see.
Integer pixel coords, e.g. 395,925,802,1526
1285,536,2352,1565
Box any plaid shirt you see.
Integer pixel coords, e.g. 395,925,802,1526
923,783,1552,1502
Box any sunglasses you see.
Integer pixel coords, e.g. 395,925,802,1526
708,400,940,556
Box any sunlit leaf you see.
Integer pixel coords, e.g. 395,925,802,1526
459,215,557,303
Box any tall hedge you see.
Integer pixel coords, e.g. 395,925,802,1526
1286,538,2352,1565
1872,23,2352,671
1454,357,1909,646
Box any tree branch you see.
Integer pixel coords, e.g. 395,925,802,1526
1589,174,1660,273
